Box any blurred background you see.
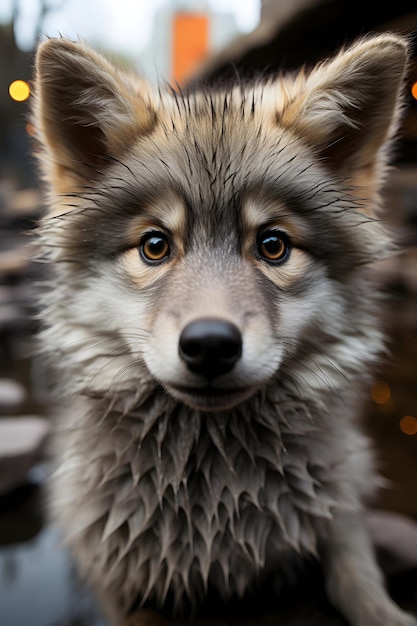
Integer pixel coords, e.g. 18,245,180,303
1,1,417,624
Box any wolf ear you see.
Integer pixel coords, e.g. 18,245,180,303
280,34,409,185
33,38,156,190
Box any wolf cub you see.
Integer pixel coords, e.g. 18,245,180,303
33,34,416,626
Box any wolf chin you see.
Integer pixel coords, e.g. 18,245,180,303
33,34,416,626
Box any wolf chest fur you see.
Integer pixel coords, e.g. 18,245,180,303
33,34,416,626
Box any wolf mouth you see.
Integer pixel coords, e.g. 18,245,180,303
168,383,253,409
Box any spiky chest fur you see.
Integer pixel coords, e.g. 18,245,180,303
53,380,371,616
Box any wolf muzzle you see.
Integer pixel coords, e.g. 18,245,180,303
179,317,242,380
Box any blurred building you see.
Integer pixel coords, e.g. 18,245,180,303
138,1,242,85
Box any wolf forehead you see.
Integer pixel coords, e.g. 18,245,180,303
103,86,320,212
48,89,318,240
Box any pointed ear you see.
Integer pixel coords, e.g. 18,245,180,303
33,38,157,191
280,34,409,186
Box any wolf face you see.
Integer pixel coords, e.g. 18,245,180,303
33,35,416,626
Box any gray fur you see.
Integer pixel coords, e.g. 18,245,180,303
33,35,416,626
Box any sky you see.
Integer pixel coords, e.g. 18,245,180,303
0,0,261,56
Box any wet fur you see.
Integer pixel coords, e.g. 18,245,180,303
33,34,416,625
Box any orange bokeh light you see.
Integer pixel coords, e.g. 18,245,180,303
370,381,391,405
411,82,417,101
399,416,417,436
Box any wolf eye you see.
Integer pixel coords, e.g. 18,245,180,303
139,232,170,264
257,230,290,264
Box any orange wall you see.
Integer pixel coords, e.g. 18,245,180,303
172,13,209,85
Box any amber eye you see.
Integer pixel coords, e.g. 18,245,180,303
139,232,170,264
257,230,290,263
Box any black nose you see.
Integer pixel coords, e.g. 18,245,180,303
179,318,242,380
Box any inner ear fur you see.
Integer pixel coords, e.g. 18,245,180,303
33,38,157,187
280,34,409,179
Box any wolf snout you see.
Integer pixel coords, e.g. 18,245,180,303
179,318,242,380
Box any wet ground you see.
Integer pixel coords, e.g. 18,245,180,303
0,173,417,625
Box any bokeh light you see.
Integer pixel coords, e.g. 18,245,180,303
412,81,417,101
9,80,30,102
399,416,417,436
370,381,391,405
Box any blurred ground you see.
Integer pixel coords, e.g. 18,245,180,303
0,166,417,624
